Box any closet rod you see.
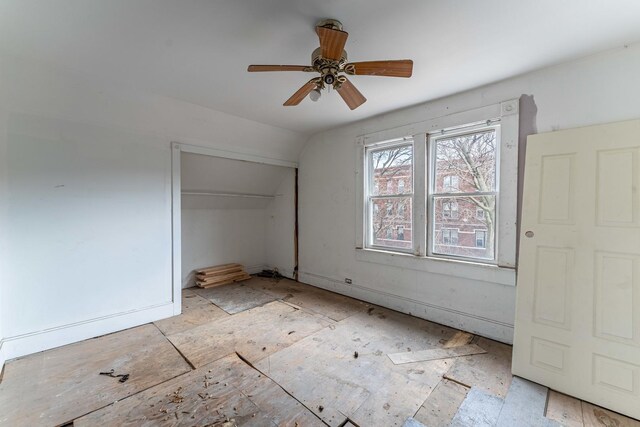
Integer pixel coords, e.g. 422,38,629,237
181,191,275,199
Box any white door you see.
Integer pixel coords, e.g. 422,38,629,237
513,119,640,420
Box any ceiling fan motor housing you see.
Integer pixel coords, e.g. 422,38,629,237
311,47,347,89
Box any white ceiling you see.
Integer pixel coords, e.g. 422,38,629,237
2,0,640,135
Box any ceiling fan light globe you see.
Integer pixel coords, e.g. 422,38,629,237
309,89,322,102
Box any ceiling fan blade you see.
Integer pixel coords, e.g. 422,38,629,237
344,60,413,77
316,26,349,61
283,78,320,106
337,77,367,110
248,65,312,72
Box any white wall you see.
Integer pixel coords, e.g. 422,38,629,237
298,44,640,344
181,208,267,287
0,75,6,367
179,153,295,287
0,52,305,364
265,168,297,278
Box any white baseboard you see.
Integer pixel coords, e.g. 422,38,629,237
0,302,175,364
299,271,514,344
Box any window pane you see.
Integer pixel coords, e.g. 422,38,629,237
371,197,412,250
432,195,495,260
370,145,413,196
434,130,496,193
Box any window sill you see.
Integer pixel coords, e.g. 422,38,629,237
355,248,516,286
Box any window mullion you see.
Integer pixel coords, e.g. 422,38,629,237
413,133,427,256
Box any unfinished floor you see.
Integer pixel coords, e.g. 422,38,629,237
0,277,638,427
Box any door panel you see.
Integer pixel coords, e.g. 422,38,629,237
513,119,640,420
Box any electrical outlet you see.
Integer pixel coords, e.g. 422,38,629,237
345,278,352,284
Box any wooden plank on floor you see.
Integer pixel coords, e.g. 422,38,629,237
75,353,324,426
196,263,242,273
443,331,474,348
196,265,243,277
167,301,331,368
192,280,278,314
545,390,584,427
254,308,456,427
196,271,250,286
414,379,469,427
0,324,191,427
496,377,560,427
450,387,504,427
443,337,513,398
154,289,229,336
388,344,486,365
582,401,640,427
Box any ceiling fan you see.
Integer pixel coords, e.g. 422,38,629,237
247,19,413,110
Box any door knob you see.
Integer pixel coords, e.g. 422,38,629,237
525,231,534,238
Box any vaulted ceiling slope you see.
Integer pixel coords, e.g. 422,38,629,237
2,0,640,135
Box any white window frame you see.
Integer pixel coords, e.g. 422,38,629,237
427,122,501,264
354,100,518,285
364,137,415,254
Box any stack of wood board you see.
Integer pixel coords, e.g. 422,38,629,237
195,263,251,288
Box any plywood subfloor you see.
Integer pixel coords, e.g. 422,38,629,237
0,324,191,427
414,379,469,426
192,280,279,314
75,353,324,427
545,391,640,427
254,307,458,426
153,288,228,336
2,280,636,426
167,300,331,367
246,277,372,321
443,336,513,398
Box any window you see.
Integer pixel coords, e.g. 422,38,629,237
442,229,458,245
430,127,497,261
366,140,413,251
443,175,459,191
442,201,458,219
357,99,518,271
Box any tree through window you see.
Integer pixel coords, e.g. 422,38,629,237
430,128,497,260
367,141,413,251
